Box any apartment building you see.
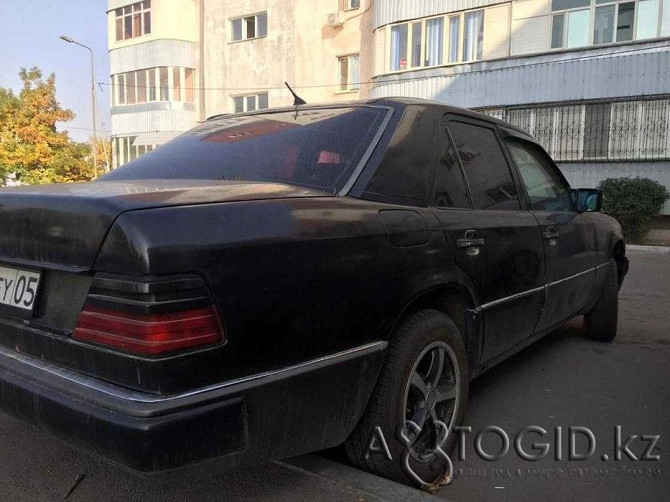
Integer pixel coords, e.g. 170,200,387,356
107,0,372,167
370,0,670,213
107,0,200,168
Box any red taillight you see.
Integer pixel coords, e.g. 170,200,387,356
73,304,224,355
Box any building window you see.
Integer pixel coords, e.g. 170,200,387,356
340,0,360,10
115,1,151,41
448,16,460,63
232,92,269,113
410,22,422,67
339,54,360,91
390,24,408,70
113,67,195,105
425,17,444,66
388,8,484,72
231,12,267,41
462,11,484,61
551,0,660,49
113,136,159,168
478,98,670,162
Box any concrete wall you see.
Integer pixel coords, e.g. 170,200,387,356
202,0,371,117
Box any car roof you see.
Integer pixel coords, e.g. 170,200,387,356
205,97,531,139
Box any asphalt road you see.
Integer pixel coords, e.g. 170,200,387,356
0,249,667,501
439,249,670,501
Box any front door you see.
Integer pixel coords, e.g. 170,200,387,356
503,136,597,332
432,117,545,364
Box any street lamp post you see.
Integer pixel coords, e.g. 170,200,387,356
59,35,97,178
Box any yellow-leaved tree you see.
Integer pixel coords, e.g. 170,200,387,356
0,67,102,185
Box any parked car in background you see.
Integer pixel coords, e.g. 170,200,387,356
0,98,627,485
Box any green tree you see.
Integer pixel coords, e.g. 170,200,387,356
0,67,96,185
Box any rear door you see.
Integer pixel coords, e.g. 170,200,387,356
502,135,597,331
432,116,545,364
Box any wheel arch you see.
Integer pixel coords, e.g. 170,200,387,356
612,240,626,287
390,282,480,369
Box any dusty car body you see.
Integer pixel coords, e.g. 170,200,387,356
0,99,627,483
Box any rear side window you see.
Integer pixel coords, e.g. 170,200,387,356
432,123,470,209
364,106,435,206
102,107,388,194
447,121,520,210
505,139,575,212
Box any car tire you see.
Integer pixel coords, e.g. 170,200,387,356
584,258,619,342
344,308,469,488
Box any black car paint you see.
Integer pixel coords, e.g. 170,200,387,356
0,99,626,474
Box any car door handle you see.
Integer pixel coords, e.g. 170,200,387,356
457,230,485,251
543,228,560,240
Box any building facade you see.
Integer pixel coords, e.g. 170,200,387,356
202,0,373,114
107,0,372,168
370,0,670,213
107,0,201,168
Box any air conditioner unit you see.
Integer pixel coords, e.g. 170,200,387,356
327,11,344,27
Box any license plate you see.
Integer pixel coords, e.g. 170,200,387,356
0,266,41,312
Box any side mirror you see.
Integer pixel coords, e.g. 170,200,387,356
571,188,602,212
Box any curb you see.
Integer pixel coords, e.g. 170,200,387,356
626,244,670,254
280,454,438,502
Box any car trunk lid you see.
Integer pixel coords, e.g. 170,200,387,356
0,179,329,270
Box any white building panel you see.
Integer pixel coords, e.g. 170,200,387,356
663,0,670,36
371,41,670,108
109,39,198,75
483,3,511,59
111,106,197,136
373,0,510,28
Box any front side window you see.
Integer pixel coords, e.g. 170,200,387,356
231,12,267,41
103,107,389,195
506,140,574,212
338,54,360,91
447,121,520,210
115,1,151,41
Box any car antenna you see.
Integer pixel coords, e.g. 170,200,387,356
285,82,306,106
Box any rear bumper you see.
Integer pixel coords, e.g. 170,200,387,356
0,342,385,474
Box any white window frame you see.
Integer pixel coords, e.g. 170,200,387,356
113,67,195,106
338,53,360,92
340,0,360,11
231,92,269,113
385,7,485,73
115,1,151,41
549,0,661,50
230,12,268,42
113,136,159,168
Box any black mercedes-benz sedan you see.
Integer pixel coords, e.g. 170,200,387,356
0,98,627,486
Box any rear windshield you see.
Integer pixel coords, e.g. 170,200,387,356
103,107,388,193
